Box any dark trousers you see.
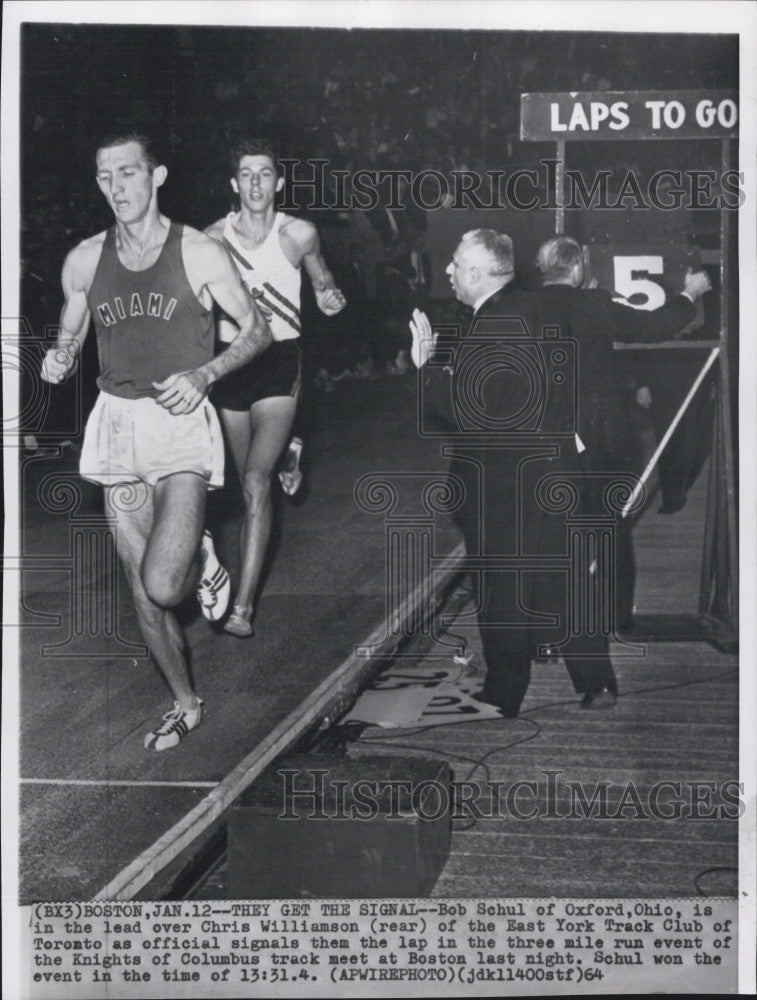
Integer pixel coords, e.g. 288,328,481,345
476,569,618,717
615,516,636,630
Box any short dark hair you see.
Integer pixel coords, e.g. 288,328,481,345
536,236,583,283
229,138,282,176
96,131,161,173
462,229,514,277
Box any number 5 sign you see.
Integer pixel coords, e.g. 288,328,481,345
584,243,705,331
613,255,665,310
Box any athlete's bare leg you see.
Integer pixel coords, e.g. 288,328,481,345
104,473,206,709
220,396,297,621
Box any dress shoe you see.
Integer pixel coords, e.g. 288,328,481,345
479,696,520,718
580,687,617,710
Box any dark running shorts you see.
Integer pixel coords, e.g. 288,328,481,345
212,339,301,411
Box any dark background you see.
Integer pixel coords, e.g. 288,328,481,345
19,25,738,423
21,26,737,242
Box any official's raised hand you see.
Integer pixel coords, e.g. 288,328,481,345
409,308,437,369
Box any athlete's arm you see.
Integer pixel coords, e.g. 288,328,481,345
202,241,273,378
40,244,93,383
292,219,347,316
201,217,255,343
153,237,272,414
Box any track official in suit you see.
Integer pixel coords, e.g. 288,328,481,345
410,230,711,718
534,236,712,633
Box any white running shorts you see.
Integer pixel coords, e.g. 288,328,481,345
80,391,224,489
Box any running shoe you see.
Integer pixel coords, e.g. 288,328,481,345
224,603,254,638
196,530,231,621
278,437,303,496
144,699,203,751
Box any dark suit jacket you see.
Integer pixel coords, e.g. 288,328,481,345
422,282,697,633
536,285,696,466
423,281,578,560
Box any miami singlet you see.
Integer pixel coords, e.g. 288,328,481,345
221,212,302,341
87,222,215,399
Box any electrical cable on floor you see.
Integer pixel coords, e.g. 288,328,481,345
609,665,738,700
453,717,543,830
693,866,739,896
355,718,542,831
353,734,493,832
391,589,737,720
342,588,738,837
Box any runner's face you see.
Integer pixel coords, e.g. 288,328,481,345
232,155,284,211
96,142,160,224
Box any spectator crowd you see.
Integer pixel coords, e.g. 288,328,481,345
21,26,734,380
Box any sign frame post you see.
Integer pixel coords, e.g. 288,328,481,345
520,90,739,649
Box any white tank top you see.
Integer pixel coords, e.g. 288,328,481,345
221,212,302,342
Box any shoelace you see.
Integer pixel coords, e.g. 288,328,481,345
155,702,200,732
197,579,218,604
155,705,185,731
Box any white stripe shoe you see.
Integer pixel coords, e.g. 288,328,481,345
196,530,231,621
144,699,203,751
